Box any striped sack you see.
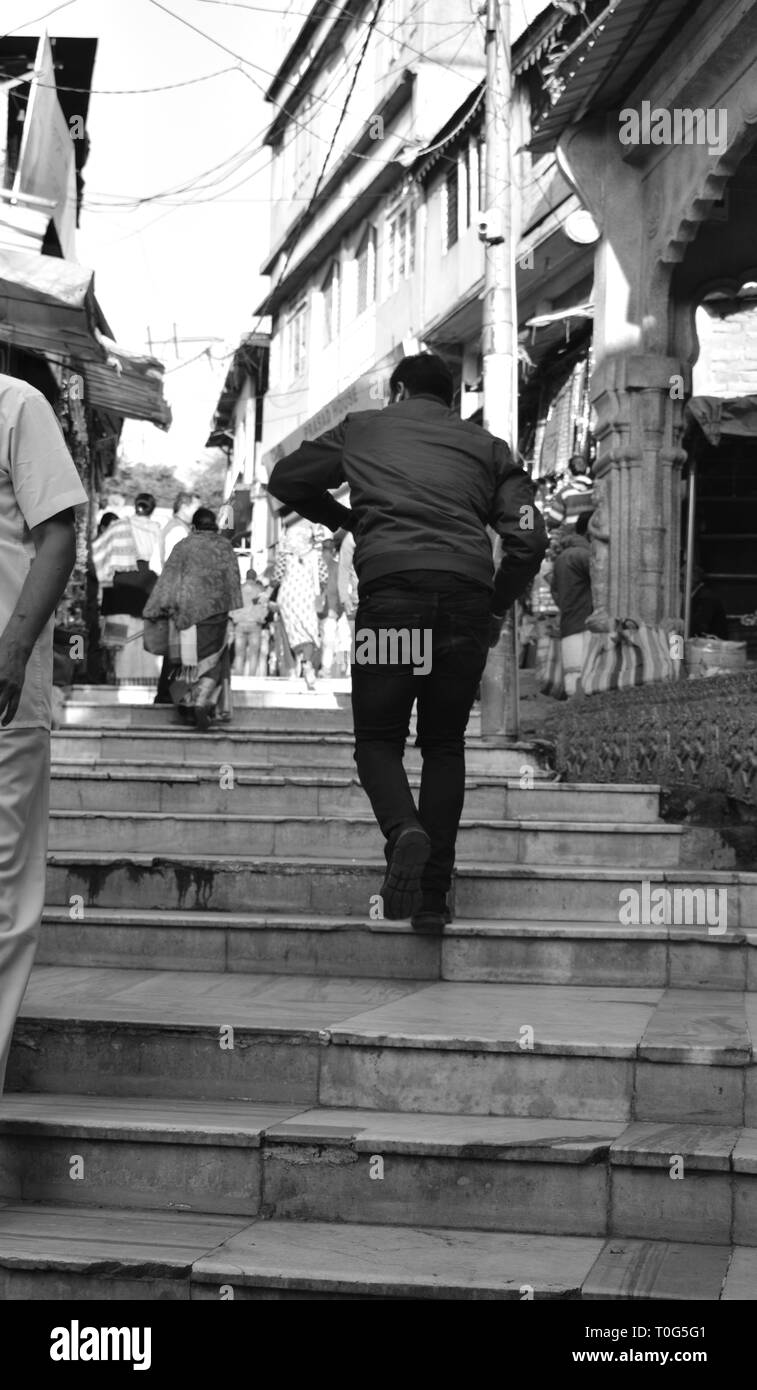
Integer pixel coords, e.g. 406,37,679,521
581,621,680,695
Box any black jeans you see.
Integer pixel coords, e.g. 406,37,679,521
351,573,491,897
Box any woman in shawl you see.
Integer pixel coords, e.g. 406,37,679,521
273,522,328,690
144,507,242,730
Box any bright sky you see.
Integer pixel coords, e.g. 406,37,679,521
3,0,300,475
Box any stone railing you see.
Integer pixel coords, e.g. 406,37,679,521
542,669,757,805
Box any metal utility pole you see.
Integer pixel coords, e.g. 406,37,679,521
480,0,519,740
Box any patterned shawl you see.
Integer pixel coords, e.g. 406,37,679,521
144,531,242,631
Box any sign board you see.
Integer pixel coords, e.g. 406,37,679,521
261,354,403,472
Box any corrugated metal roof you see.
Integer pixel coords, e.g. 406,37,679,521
0,247,98,360
0,248,171,425
530,0,701,152
82,345,172,430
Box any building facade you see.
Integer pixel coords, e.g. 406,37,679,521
256,0,597,513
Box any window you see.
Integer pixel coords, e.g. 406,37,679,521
385,206,415,296
461,142,475,230
293,95,314,198
322,263,340,346
285,300,308,381
468,136,481,220
356,227,377,316
477,134,486,211
442,163,459,253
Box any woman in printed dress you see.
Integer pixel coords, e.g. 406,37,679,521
273,523,328,690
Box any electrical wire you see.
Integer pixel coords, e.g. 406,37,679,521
0,0,77,41
83,130,269,209
26,63,251,96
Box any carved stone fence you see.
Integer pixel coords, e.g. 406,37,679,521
542,670,757,805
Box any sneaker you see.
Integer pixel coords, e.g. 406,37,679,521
380,823,431,920
411,893,453,934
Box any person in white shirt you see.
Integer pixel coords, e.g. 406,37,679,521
160,489,201,566
0,374,87,1092
130,492,162,574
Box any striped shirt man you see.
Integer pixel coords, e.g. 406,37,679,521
545,457,595,531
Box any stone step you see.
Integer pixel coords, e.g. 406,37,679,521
69,686,351,710
46,811,682,867
44,851,749,922
66,676,535,707
51,729,548,778
61,701,354,729
61,699,496,734
8,968,755,1125
1,1200,745,1299
37,908,756,990
0,1202,617,1299
48,767,661,823
2,1098,754,1249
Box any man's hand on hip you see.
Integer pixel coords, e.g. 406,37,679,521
488,613,506,648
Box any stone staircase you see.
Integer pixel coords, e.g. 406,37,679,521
1,692,757,1300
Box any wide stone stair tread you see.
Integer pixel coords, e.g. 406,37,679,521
39,905,710,934
4,1093,756,1166
2,1201,748,1297
16,967,752,1061
48,810,677,833
44,848,746,882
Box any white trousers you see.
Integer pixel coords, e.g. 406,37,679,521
0,728,50,1094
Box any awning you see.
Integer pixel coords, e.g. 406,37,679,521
0,245,97,360
0,248,171,427
82,332,172,430
684,395,757,448
530,0,703,153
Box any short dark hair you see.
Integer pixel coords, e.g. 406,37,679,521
134,492,156,516
575,510,594,536
389,353,454,407
192,506,217,532
569,453,588,472
97,511,119,536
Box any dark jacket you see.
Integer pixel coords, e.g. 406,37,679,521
267,394,548,612
550,534,592,638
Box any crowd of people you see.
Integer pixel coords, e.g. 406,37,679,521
88,490,360,726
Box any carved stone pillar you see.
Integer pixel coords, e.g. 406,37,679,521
558,119,688,622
